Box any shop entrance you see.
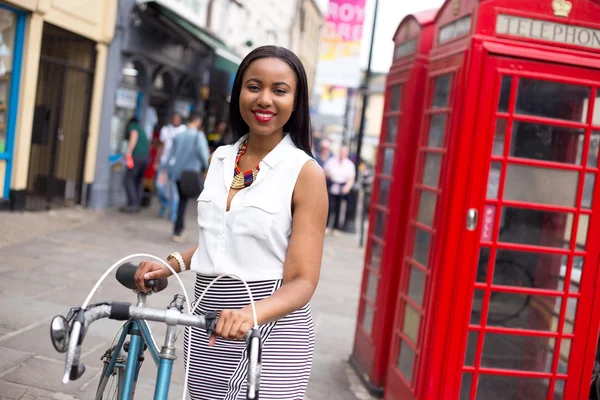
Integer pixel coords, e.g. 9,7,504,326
457,56,600,400
26,24,95,210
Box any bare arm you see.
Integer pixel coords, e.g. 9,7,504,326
126,130,138,157
214,161,328,341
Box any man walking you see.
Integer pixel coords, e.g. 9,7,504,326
166,113,210,242
156,113,186,221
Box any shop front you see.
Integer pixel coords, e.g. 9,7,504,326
370,0,600,399
1,0,117,211
0,2,24,208
89,0,240,209
349,9,438,396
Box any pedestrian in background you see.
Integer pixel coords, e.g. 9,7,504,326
206,120,227,152
165,113,210,242
324,144,356,235
156,113,187,221
121,117,150,213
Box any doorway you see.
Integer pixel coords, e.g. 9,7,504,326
457,56,600,400
25,24,95,210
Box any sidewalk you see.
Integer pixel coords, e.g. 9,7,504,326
0,205,375,400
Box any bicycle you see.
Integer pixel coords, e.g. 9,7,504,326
50,260,262,400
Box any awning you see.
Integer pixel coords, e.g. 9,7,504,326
138,0,242,74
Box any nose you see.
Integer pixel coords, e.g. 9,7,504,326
257,89,273,108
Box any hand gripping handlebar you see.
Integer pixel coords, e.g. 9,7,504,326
60,303,262,399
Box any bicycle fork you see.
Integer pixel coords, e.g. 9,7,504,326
153,295,185,400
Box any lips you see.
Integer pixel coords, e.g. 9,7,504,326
252,110,276,123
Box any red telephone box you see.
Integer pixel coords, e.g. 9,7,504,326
350,9,438,395
382,0,600,399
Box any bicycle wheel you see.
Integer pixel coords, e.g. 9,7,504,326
95,346,126,400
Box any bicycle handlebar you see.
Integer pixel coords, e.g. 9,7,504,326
61,302,260,399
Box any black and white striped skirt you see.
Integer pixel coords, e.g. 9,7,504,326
183,274,315,400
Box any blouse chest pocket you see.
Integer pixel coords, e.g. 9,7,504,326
197,190,220,230
232,196,281,239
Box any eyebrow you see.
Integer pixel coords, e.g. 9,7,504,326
245,78,292,89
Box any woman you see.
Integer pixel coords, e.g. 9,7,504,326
122,117,150,213
134,45,328,399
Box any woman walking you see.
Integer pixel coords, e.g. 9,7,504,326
134,45,328,399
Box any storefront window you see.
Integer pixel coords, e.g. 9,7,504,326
0,9,16,154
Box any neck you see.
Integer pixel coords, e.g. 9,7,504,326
246,130,284,158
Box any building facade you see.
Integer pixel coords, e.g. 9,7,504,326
89,0,241,210
0,0,117,211
290,0,324,96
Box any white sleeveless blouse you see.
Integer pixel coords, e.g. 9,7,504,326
190,133,315,281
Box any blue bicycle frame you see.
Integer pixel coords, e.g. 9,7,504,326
102,319,175,400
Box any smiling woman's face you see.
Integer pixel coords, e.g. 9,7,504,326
239,57,297,138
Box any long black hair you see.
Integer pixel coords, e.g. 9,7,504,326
229,45,313,157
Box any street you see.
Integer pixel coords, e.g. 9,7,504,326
0,205,375,400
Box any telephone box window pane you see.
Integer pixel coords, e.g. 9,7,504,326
433,74,452,108
417,190,437,227
476,247,492,283
366,272,379,303
487,292,562,332
564,297,577,334
390,85,402,111
378,179,390,206
382,148,395,175
477,375,549,399
464,331,478,366
422,153,441,188
516,78,590,122
407,266,426,306
566,256,583,293
397,340,415,383
427,114,447,148
499,207,573,249
374,210,387,238
413,228,431,266
498,76,513,112
362,302,374,335
487,162,501,199
582,172,595,208
493,119,507,155
402,303,420,343
387,117,398,143
511,122,586,165
481,333,555,372
471,289,485,325
557,339,571,375
370,241,383,271
575,214,590,250
492,249,566,292
459,373,472,400
589,133,600,167
504,164,578,207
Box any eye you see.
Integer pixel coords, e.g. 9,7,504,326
247,85,260,92
274,88,287,95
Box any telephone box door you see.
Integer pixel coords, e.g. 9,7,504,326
455,55,600,400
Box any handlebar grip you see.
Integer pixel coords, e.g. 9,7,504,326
145,279,157,288
246,329,262,400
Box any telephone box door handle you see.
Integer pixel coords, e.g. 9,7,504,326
466,208,478,231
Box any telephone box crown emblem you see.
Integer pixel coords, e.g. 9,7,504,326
552,0,573,17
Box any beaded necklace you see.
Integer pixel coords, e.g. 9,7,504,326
231,140,260,189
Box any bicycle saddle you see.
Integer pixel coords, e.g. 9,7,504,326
116,262,168,293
